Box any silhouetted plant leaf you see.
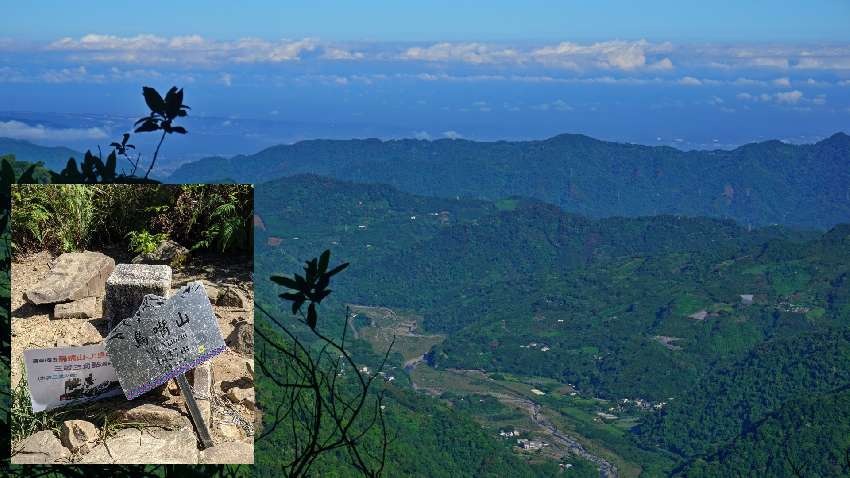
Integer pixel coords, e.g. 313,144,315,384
142,86,166,115
171,126,187,134
271,276,300,289
326,262,349,277
280,292,303,301
164,87,183,119
135,119,159,133
318,250,330,275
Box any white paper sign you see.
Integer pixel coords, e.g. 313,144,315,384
23,343,122,412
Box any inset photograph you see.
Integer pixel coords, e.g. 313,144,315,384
10,184,254,464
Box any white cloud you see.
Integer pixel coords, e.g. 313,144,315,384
733,77,766,86
442,130,462,139
413,131,431,140
109,67,162,80
749,57,789,68
0,120,109,141
40,66,105,83
47,34,329,65
678,76,702,86
232,38,317,63
649,57,675,70
775,90,803,104
401,42,519,64
530,40,672,70
49,34,168,51
321,47,364,60
219,73,233,87
736,90,805,105
772,77,791,87
532,99,573,111
398,39,673,71
795,57,850,70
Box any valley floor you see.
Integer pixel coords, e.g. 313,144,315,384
350,303,674,478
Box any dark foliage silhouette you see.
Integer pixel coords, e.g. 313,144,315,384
255,250,391,477
52,85,187,183
134,86,189,178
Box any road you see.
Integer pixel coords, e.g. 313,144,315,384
408,364,618,478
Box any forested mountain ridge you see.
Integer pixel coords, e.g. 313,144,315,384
0,137,81,173
253,174,850,475
178,132,850,228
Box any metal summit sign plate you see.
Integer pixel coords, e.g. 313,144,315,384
104,281,226,400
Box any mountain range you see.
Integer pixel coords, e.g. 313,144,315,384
0,137,81,173
172,132,850,229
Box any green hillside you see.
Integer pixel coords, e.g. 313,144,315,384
176,132,850,228
676,386,850,477
253,175,850,475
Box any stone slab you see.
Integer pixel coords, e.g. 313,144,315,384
199,441,253,464
12,430,70,464
105,281,226,400
54,296,98,319
80,426,199,464
24,251,115,305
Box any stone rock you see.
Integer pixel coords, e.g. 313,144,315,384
244,359,254,382
60,419,99,454
12,430,70,464
131,239,190,266
217,287,247,308
202,281,219,304
115,403,187,428
53,296,99,319
103,263,172,328
200,441,253,464
24,251,115,305
80,426,199,464
226,387,255,410
218,423,242,439
227,321,253,356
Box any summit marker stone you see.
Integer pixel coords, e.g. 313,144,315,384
103,264,171,328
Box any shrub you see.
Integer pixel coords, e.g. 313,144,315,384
11,185,95,255
126,229,169,254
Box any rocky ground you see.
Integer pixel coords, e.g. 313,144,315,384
10,248,255,464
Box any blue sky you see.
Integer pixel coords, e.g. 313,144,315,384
6,1,850,42
1,2,850,169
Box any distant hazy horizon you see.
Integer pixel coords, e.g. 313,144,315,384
2,1,849,163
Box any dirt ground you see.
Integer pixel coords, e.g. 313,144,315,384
10,248,255,463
